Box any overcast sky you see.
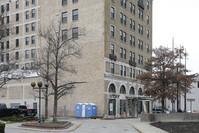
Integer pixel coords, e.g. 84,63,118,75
153,0,199,74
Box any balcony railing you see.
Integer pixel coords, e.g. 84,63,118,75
129,60,136,67
109,54,117,61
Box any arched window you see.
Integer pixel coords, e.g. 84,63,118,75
120,85,126,94
129,87,135,95
109,84,116,93
138,88,142,95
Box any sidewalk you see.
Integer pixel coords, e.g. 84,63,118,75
123,118,168,133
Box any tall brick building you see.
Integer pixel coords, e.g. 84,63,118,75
0,0,153,118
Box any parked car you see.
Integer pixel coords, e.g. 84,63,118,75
0,103,37,117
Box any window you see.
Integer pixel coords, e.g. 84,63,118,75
6,3,9,11
141,55,143,65
72,27,78,38
16,26,19,34
16,39,19,47
25,37,29,45
73,0,78,3
109,84,116,93
130,51,132,61
124,66,126,76
31,22,35,31
110,44,114,55
25,24,29,32
1,54,4,62
16,64,19,69
120,30,123,41
6,53,9,62
72,9,78,21
123,49,126,59
26,0,29,6
120,86,126,94
25,50,29,58
120,48,123,58
132,52,135,62
110,6,115,19
120,0,123,6
32,9,35,18
16,0,19,9
62,29,67,41
6,16,9,24
133,4,135,14
146,44,149,53
32,0,35,4
138,55,140,64
120,65,123,76
26,11,29,19
130,2,132,13
31,49,35,58
31,62,35,69
111,63,114,74
62,12,67,23
130,68,132,78
147,0,149,9
1,17,4,25
123,0,126,8
138,39,143,50
138,24,143,35
147,15,149,24
15,52,19,60
147,29,150,39
1,5,4,13
130,19,132,29
138,8,143,20
132,20,135,30
133,36,135,47
123,14,126,25
62,0,67,5
31,36,35,44
6,41,9,49
133,69,135,78
1,42,4,50
25,63,29,70
123,32,126,42
120,13,123,24
129,35,132,46
110,25,115,37
6,28,9,36
16,13,19,21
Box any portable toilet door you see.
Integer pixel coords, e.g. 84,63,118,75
92,104,97,117
75,103,82,117
81,103,87,117
86,104,92,118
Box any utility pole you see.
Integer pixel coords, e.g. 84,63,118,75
184,49,187,112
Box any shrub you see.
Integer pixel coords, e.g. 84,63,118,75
0,121,6,133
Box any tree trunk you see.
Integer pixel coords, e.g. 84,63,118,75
45,86,48,119
53,92,57,123
161,98,164,113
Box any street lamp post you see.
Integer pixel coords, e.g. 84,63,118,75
31,81,49,124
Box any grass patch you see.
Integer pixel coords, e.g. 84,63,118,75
0,115,34,123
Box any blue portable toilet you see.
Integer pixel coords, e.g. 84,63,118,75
85,104,92,117
91,103,97,117
75,103,82,117
81,103,87,117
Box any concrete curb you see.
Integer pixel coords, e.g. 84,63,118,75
128,123,143,133
6,121,81,132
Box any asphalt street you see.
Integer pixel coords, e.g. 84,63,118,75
5,119,140,133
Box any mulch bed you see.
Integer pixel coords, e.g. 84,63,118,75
151,122,199,133
21,121,73,130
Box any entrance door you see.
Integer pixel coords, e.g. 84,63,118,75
109,99,116,116
128,99,134,117
120,100,126,115
138,101,143,114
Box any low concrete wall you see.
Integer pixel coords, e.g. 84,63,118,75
141,113,199,122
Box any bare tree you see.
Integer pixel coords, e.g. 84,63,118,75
137,46,197,112
36,20,85,122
